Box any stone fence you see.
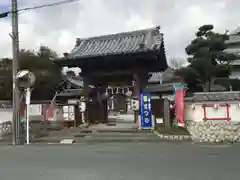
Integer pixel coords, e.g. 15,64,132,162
185,92,240,143
186,120,240,143
0,121,12,137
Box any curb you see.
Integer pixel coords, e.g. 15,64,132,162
76,138,163,143
23,140,164,145
96,129,141,133
153,131,192,141
13,136,166,144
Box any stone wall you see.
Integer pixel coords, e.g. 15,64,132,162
186,120,240,143
0,121,12,138
0,120,50,139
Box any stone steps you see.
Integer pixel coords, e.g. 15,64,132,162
94,128,140,133
81,135,161,143
89,132,156,137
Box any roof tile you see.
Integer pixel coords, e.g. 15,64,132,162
69,27,163,59
185,92,240,102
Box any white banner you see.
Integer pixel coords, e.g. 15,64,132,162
29,104,42,116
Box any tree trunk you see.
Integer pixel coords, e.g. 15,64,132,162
203,80,211,92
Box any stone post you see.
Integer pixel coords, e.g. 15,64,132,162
163,98,171,128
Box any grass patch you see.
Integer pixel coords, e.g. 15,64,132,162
155,124,190,135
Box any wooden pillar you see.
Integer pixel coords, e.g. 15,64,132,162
102,99,108,123
98,91,105,123
133,72,140,124
98,89,108,124
83,76,89,123
74,105,81,127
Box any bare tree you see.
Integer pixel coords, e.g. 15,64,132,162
168,57,187,70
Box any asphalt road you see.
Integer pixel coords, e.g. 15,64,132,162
0,142,239,180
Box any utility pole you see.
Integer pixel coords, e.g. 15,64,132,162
11,0,21,145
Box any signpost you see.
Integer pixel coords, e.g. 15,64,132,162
140,93,154,129
16,70,35,144
79,101,86,124
25,88,31,144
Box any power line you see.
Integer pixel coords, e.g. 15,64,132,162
18,0,81,12
0,0,80,18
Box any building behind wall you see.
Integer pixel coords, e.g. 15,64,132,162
226,28,240,80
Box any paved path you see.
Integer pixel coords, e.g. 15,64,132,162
0,142,239,180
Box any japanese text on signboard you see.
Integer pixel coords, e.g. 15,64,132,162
140,93,152,128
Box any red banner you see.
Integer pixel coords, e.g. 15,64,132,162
175,89,185,126
46,101,55,121
19,98,25,122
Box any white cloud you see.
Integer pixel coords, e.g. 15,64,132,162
0,0,239,59
125,14,154,30
0,20,12,57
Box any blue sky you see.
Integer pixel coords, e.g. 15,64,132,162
0,5,9,12
0,0,26,12
0,1,27,21
0,0,10,9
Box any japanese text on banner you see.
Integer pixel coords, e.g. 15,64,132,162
140,93,152,128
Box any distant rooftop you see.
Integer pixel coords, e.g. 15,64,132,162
185,91,240,102
229,27,240,35
225,27,240,66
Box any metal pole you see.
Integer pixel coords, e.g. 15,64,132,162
25,88,31,144
11,0,21,145
81,112,85,124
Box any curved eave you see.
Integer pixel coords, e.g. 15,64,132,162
54,48,166,67
68,48,162,60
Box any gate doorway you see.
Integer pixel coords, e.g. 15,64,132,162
54,27,168,125
107,86,134,123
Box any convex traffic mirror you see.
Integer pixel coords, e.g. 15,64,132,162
16,70,36,88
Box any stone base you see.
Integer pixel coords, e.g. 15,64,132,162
186,120,240,143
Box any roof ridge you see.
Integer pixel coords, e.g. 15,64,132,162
78,26,160,41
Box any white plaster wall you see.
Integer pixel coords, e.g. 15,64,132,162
229,102,240,121
184,102,203,122
184,101,240,122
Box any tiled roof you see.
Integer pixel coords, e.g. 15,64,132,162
68,26,164,59
185,92,240,102
229,27,240,35
57,89,84,97
144,83,174,93
148,68,179,84
148,72,162,83
226,34,240,44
